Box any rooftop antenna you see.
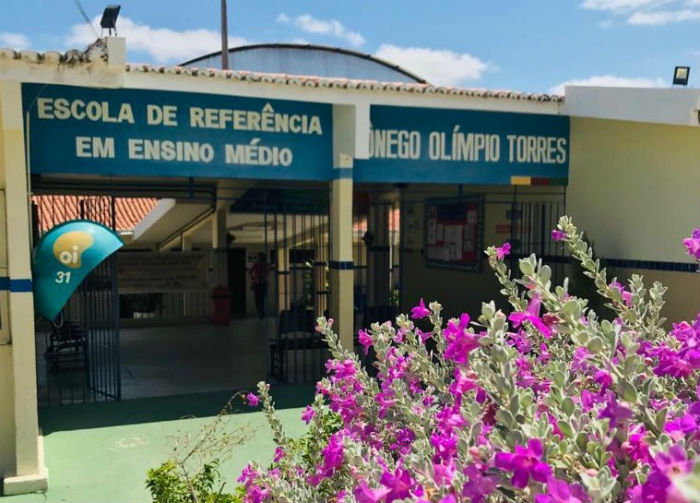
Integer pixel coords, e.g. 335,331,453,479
72,0,99,39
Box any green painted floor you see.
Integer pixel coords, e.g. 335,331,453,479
1,386,314,503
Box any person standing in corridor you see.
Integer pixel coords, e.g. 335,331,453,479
249,252,272,319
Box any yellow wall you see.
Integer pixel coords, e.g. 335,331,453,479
401,186,564,319
568,117,700,323
569,118,700,262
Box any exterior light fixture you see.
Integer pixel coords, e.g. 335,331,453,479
673,66,690,86
100,5,121,36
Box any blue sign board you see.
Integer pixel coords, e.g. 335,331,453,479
22,83,333,180
355,105,570,184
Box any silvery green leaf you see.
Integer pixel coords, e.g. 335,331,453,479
655,408,668,433
562,300,581,319
509,395,520,416
496,409,514,428
552,371,566,389
509,429,524,446
540,265,552,283
557,420,574,438
576,432,588,452
561,397,575,417
587,337,604,354
519,259,534,276
619,380,638,403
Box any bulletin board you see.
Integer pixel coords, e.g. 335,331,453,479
424,196,484,272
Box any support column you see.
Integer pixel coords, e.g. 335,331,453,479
330,103,366,351
0,81,48,494
330,175,354,351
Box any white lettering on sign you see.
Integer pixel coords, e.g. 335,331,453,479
369,128,421,159
75,136,115,158
369,126,567,165
506,135,567,164
146,105,178,126
128,139,214,163
38,98,135,124
225,139,293,167
189,102,323,135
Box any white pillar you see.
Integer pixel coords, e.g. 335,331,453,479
0,81,48,494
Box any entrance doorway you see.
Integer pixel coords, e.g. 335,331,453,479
32,180,334,406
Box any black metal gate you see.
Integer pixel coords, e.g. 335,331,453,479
231,188,331,384
510,196,568,281
34,195,121,406
353,195,402,330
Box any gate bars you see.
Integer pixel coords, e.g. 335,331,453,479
34,195,121,406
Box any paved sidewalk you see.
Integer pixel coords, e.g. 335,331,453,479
1,386,313,503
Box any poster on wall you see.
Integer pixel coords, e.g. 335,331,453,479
117,251,208,293
425,196,484,272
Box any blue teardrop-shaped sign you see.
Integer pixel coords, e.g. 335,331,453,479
32,220,124,321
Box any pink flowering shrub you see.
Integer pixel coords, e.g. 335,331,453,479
237,217,700,503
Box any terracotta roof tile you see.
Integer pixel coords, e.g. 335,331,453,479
32,195,158,233
0,46,562,103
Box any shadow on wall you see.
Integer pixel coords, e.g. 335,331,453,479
39,384,315,434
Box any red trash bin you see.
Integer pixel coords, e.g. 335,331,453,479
210,285,231,326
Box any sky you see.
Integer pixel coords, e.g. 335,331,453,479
0,0,699,93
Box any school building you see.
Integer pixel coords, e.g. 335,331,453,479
0,38,698,494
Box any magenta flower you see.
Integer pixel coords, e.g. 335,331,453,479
320,433,344,477
551,229,567,242
496,242,511,260
358,329,373,355
571,347,592,373
621,424,651,464
444,314,480,365
664,413,698,440
632,446,693,503
411,298,431,319
273,446,285,463
245,393,260,407
431,431,458,462
495,438,552,488
609,280,632,306
598,391,634,428
301,405,315,424
535,477,589,503
379,466,414,502
462,464,498,503
449,366,477,397
353,481,390,503
683,229,700,260
594,369,613,390
508,293,553,338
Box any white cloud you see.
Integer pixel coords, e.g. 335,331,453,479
276,13,365,47
0,32,31,49
65,16,249,64
582,0,670,11
374,44,489,87
582,0,700,25
549,75,666,94
627,8,699,23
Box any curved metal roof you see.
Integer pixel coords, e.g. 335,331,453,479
180,43,427,84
